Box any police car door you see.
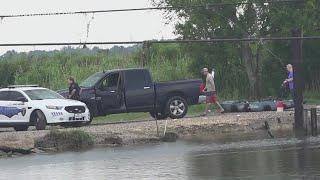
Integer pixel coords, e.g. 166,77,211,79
0,91,29,123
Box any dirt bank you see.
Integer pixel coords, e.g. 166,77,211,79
0,111,294,157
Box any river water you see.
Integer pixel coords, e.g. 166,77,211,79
1,134,320,180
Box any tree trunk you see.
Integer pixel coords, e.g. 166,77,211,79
241,41,262,99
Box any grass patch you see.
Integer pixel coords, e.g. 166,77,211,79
304,90,320,105
91,104,210,124
92,113,150,124
305,98,320,105
36,129,94,151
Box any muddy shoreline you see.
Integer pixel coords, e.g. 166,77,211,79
0,111,295,158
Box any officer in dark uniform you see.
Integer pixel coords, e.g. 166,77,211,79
68,77,81,100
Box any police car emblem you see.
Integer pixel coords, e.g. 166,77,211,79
0,106,26,118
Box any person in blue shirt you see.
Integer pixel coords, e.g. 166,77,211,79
282,64,294,98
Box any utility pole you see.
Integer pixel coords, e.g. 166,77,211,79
291,29,304,130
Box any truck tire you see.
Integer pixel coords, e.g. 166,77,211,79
13,125,29,131
149,112,168,120
166,96,188,119
35,110,47,130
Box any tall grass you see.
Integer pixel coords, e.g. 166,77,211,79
0,45,319,101
1,45,196,91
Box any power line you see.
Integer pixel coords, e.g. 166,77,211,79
0,0,304,18
0,36,318,47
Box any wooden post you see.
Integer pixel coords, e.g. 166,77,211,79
291,29,304,130
163,120,168,136
311,108,317,136
155,119,159,137
303,109,309,134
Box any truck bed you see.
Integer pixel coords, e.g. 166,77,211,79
155,79,202,110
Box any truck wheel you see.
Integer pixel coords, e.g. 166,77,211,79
13,125,29,131
149,112,168,120
166,96,188,119
35,110,47,130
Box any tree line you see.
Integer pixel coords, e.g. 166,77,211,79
152,0,320,99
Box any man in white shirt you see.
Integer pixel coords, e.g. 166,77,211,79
201,68,225,116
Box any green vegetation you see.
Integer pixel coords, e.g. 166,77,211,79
1,43,318,101
93,113,149,124
35,129,94,151
92,104,206,124
153,0,320,99
0,45,193,90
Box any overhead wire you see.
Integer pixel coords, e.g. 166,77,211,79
0,0,304,18
0,36,319,47
0,0,311,48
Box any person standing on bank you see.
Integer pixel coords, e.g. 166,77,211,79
201,68,224,116
68,77,81,100
282,64,294,99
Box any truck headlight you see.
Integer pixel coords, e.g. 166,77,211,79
46,105,63,110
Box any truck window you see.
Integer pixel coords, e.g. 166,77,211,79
125,70,147,89
80,72,105,88
99,73,120,91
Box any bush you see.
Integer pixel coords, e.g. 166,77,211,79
36,129,94,151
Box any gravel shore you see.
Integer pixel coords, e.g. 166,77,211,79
0,111,295,157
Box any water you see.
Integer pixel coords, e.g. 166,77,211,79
1,135,320,180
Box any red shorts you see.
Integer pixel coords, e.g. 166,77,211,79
206,92,218,103
199,83,205,94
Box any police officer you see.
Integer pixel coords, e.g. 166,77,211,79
68,77,81,100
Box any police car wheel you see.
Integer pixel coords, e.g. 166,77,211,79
13,125,29,131
35,110,47,130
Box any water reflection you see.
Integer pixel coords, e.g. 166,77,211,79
0,135,320,180
189,142,320,179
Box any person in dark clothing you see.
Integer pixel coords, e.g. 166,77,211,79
68,77,81,100
282,64,294,99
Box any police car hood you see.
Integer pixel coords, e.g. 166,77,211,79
40,99,85,107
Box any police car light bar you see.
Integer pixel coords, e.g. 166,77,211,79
7,85,39,88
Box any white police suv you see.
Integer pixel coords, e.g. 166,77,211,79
0,85,90,131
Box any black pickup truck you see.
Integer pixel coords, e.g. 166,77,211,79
59,68,201,122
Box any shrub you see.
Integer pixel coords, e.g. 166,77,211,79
36,129,94,151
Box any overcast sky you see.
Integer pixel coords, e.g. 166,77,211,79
0,0,176,55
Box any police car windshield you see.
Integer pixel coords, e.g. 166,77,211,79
24,89,64,100
80,72,104,88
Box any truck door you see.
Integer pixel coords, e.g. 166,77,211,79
0,91,29,124
95,72,125,114
124,69,155,112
